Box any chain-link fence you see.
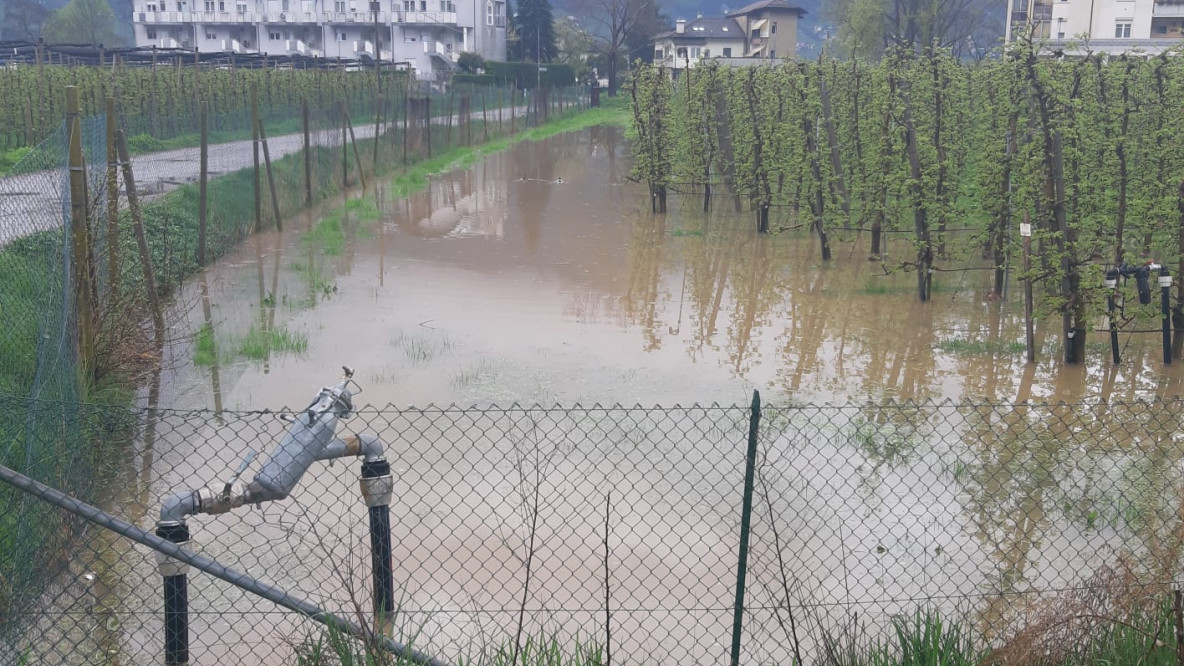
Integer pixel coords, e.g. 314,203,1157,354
3,395,1184,665
0,78,591,666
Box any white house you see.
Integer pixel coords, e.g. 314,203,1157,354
132,0,507,80
652,0,806,72
1006,0,1184,55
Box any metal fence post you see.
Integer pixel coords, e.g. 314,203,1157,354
66,86,95,388
730,390,761,666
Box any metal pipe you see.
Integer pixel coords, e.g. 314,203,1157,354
1107,268,1120,365
0,462,452,666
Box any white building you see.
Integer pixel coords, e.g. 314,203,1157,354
132,0,507,80
1006,0,1184,55
652,0,806,72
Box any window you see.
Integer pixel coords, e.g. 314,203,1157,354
676,46,687,58
335,0,346,10
654,48,663,58
403,0,412,9
769,49,775,57
336,31,347,40
236,2,246,11
419,0,426,9
722,47,731,57
283,29,290,38
205,30,217,38
147,3,157,10
218,1,224,8
751,28,759,38
486,0,493,24
691,46,701,57
1058,31,1065,38
702,47,710,57
1156,24,1168,34
771,21,777,34
405,34,416,41
147,28,157,38
281,0,288,9
1115,21,1131,38
269,30,281,39
204,1,213,10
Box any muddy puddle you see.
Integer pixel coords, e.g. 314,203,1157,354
24,127,1184,666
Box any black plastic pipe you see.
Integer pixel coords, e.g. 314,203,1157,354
157,522,190,666
362,459,395,622
1162,268,1173,366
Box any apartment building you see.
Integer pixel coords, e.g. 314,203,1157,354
1006,0,1184,55
132,0,507,79
652,0,805,71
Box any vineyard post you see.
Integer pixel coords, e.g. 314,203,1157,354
425,96,432,158
445,86,454,147
1160,268,1172,366
303,99,313,205
402,87,408,165
252,84,263,233
198,100,209,265
115,129,166,350
258,110,284,231
344,104,367,190
23,96,34,146
67,87,95,387
105,96,120,294
1023,213,1035,363
1176,180,1184,360
341,101,348,188
510,82,516,135
482,88,489,142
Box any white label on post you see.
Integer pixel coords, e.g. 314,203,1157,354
1020,223,1032,237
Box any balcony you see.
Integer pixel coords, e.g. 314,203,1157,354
157,37,181,48
193,11,256,22
494,14,505,27
261,10,318,21
354,39,374,55
285,38,307,53
135,10,188,22
221,38,242,51
324,10,384,21
1154,2,1184,16
402,10,456,24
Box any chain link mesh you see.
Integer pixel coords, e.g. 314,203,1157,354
3,397,1184,664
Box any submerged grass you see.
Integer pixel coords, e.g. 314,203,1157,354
238,325,309,361
937,338,1027,355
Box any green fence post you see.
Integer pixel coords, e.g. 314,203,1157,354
730,390,761,666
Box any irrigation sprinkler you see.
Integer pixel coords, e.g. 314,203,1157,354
155,366,395,665
1107,263,1174,367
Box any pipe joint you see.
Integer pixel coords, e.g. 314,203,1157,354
155,522,191,578
360,459,393,507
197,481,250,515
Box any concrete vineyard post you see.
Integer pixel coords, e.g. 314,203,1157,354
729,390,761,666
198,100,209,265
66,86,95,388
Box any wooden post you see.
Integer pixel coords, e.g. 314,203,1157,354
482,89,489,143
1023,212,1035,363
115,129,166,349
343,105,367,190
425,96,431,158
105,97,120,297
303,99,313,205
445,87,454,148
257,114,284,232
198,100,209,265
23,96,34,146
342,103,348,188
402,87,409,165
67,87,95,385
252,84,263,233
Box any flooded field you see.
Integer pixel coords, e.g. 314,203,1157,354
22,127,1184,666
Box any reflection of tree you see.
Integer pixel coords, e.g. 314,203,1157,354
725,236,783,376
683,212,736,360
958,393,1184,641
514,139,558,256
620,212,666,351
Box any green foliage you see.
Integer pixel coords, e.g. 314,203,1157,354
42,0,123,46
237,325,308,360
0,146,31,174
483,60,576,88
456,51,486,74
510,0,558,63
631,47,1184,362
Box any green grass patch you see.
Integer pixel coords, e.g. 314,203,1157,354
937,338,1027,355
237,325,308,361
304,214,346,255
671,228,706,237
0,146,33,175
193,323,219,367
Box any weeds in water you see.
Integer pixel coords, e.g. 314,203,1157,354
304,215,346,256
193,324,222,367
937,339,1027,355
450,361,494,390
671,228,706,238
238,325,309,360
848,417,919,467
390,331,455,365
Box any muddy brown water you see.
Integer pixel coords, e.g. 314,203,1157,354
24,127,1184,665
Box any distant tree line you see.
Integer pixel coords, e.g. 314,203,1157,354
2,0,127,47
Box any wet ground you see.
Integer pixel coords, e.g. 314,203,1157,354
23,126,1184,666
